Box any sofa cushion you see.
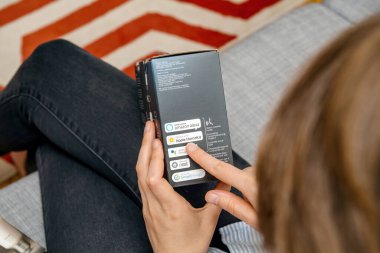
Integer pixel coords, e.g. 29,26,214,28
324,0,380,23
0,172,45,247
0,3,357,249
221,3,350,163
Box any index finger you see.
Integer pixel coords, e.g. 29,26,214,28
186,143,254,192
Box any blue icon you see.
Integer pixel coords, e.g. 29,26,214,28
165,124,174,132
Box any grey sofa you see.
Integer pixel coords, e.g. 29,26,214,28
1,0,379,249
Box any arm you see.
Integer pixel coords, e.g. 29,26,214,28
136,121,229,253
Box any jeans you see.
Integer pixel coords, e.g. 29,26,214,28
0,40,250,252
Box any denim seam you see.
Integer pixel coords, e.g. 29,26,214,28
11,92,140,203
0,94,21,108
0,93,32,129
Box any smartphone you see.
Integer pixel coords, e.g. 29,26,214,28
135,50,233,187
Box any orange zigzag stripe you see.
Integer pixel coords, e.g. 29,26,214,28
83,13,236,58
0,0,53,26
22,0,130,60
179,0,280,19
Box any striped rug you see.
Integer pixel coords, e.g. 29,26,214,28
0,0,313,182
0,0,314,83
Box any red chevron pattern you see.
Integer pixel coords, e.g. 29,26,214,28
180,0,280,19
84,13,236,58
0,0,310,86
22,0,130,59
0,0,53,26
0,0,311,178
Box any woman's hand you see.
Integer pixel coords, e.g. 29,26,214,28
136,121,228,253
186,143,259,229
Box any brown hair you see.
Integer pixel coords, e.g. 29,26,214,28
256,14,380,253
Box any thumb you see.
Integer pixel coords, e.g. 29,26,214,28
205,190,259,229
202,181,231,218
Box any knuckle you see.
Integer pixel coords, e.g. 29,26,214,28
188,146,201,158
244,176,255,188
194,148,202,156
142,207,149,218
247,215,258,229
137,178,145,188
212,161,224,173
136,163,145,177
142,134,153,144
142,208,150,220
151,151,161,161
224,198,236,216
135,165,142,175
243,177,257,197
168,209,181,220
142,138,150,147
146,177,159,189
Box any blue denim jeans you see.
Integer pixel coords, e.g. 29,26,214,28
0,40,250,253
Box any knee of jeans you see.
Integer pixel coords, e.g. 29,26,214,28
32,39,78,60
19,39,84,91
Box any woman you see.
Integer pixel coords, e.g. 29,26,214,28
1,14,379,253
138,13,380,253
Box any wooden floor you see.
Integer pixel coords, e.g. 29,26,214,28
0,151,27,189
0,173,22,189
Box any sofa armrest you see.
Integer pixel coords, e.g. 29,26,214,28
0,172,46,248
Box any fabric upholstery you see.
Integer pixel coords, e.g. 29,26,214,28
324,0,380,23
221,4,350,162
0,172,45,247
0,2,370,247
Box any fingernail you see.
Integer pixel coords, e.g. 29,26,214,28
187,143,198,152
144,121,151,133
207,193,219,204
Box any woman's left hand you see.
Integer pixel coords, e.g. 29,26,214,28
136,121,227,253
